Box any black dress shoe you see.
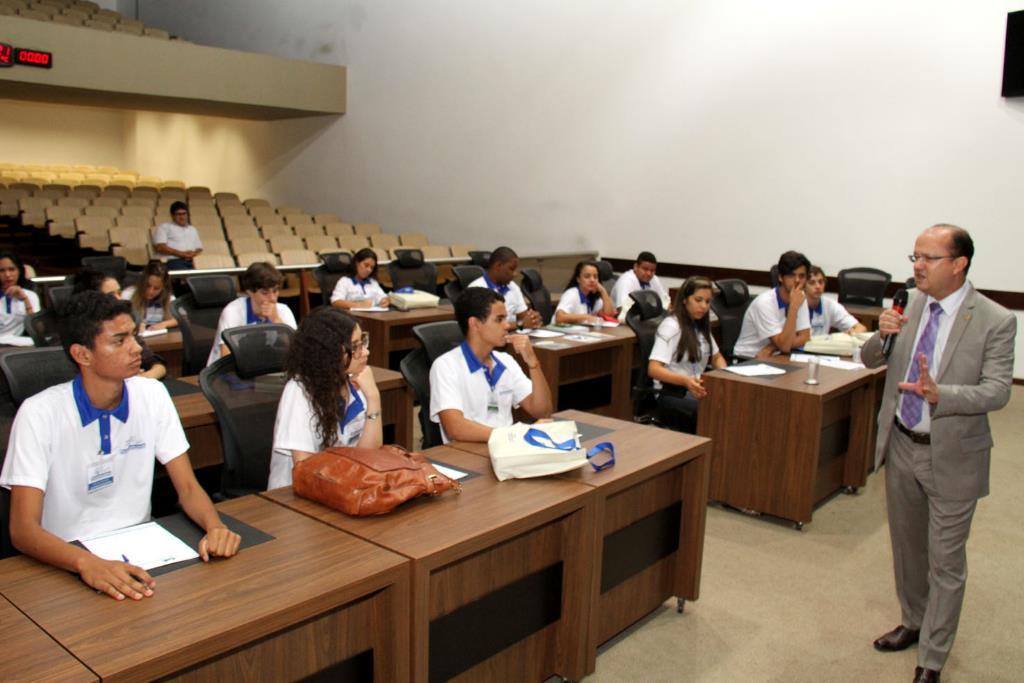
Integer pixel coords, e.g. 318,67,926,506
913,666,940,682
873,625,920,652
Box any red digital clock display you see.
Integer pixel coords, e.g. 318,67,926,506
0,42,53,69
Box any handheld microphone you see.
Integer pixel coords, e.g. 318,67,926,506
881,287,909,356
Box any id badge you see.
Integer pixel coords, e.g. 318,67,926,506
487,388,500,414
86,461,114,494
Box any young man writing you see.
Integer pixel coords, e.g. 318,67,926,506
733,250,813,359
429,287,553,443
467,246,543,328
805,266,867,337
1,292,240,601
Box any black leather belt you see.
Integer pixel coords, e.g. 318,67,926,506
894,417,930,445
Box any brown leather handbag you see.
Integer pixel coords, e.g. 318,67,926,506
292,444,460,516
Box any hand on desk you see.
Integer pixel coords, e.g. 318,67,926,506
198,526,241,562
79,555,155,601
519,309,543,329
685,376,708,399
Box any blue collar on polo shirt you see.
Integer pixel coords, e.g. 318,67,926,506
72,374,129,455
245,297,270,324
339,382,365,431
808,299,822,316
775,287,789,312
459,340,505,389
4,294,11,313
349,275,372,291
483,273,510,296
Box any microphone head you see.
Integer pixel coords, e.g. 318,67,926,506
893,287,909,311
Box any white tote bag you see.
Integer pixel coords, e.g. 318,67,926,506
487,419,621,481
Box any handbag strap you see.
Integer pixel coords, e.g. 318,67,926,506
524,427,578,451
586,442,615,471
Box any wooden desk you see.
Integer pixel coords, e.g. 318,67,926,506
262,448,596,682
844,303,884,331
697,358,881,527
528,325,635,419
349,305,456,369
449,409,710,673
0,594,97,682
0,496,411,682
144,329,184,378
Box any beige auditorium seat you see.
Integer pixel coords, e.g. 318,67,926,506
231,237,270,255
84,205,119,219
235,252,276,267
223,213,256,228
46,206,81,239
313,213,340,225
123,196,156,208
371,247,390,262
187,186,212,197
449,244,476,258
369,233,400,251
225,224,261,242
278,250,319,266
109,173,137,186
324,222,354,238
304,235,339,253
293,223,325,239
214,192,240,203
69,186,101,199
200,240,232,256
243,198,271,209
269,236,305,254
113,246,152,267
421,245,451,259
193,253,236,270
353,223,381,237
33,187,66,200
162,180,187,190
276,205,303,215
218,204,248,217
51,13,81,25
283,213,313,226
109,227,149,249
115,215,153,231
136,175,162,186
399,232,428,247
120,205,154,219
132,186,160,198
19,197,54,226
255,214,285,228
260,224,294,240
338,235,369,252
103,186,132,199
76,217,113,251
143,27,170,39
84,173,110,185
91,196,123,208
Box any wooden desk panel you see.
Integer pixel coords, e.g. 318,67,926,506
0,496,410,682
698,359,878,526
449,409,710,673
349,306,456,369
145,329,184,378
0,594,97,683
262,448,596,683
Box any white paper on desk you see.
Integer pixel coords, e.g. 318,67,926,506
789,353,840,363
80,521,199,570
139,328,169,338
431,463,469,481
534,340,571,349
564,334,603,343
547,324,588,334
820,358,865,370
526,329,564,338
724,364,786,377
0,335,34,347
587,320,620,328
351,306,390,312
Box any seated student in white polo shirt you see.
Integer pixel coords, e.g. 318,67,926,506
1,292,240,601
733,250,813,360
429,287,552,443
0,251,41,339
152,201,203,271
268,307,382,489
647,276,727,433
553,260,616,324
610,251,671,313
467,246,542,328
330,248,391,309
805,265,867,338
208,261,298,366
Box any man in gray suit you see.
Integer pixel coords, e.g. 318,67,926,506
861,224,1016,683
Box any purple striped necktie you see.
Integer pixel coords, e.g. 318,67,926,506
900,301,943,429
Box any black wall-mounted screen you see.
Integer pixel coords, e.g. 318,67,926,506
1003,10,1024,97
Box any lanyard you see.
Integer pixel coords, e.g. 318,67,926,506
524,428,616,472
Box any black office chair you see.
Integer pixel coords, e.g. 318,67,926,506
769,264,780,288
0,347,78,407
625,290,667,423
46,284,74,311
199,324,294,497
453,264,484,289
520,268,554,325
388,249,438,293
0,487,13,559
400,347,443,450
81,255,128,284
838,267,892,307
413,320,464,364
312,251,353,304
596,259,617,292
710,278,751,364
443,279,464,304
171,275,237,375
467,250,491,268
26,309,61,347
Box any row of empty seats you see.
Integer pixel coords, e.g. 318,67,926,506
0,0,172,38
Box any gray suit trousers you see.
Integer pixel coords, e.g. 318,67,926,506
886,428,977,671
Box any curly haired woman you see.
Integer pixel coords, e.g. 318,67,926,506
267,307,382,489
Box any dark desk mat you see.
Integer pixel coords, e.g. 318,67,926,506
150,511,274,576
428,459,481,482
162,377,202,397
576,421,615,443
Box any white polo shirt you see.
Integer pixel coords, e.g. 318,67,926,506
0,289,41,337
207,296,298,366
648,316,719,389
331,276,388,306
467,275,529,320
733,288,810,359
267,378,368,490
808,297,859,337
0,376,189,542
610,269,670,311
152,222,203,262
429,341,534,443
555,287,602,320
121,286,175,325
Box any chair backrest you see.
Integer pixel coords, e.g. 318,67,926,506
467,250,491,268
47,284,74,310
837,267,892,306
453,264,484,289
399,347,443,450
388,248,437,293
81,255,127,283
596,260,617,291
313,251,353,302
199,351,288,497
221,324,295,379
520,268,553,325
26,309,61,347
0,347,78,407
710,278,751,363
413,320,464,364
443,279,463,304
172,276,238,375
625,290,668,415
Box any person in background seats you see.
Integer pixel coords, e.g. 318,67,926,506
0,251,41,339
152,201,203,270
733,250,812,359
122,260,177,332
330,247,390,309
207,261,297,366
611,251,670,313
467,246,542,328
553,260,616,324
805,265,866,337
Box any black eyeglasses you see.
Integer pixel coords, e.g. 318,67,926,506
351,333,370,354
908,253,956,264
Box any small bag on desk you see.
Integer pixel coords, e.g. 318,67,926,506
292,445,460,516
487,421,615,481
